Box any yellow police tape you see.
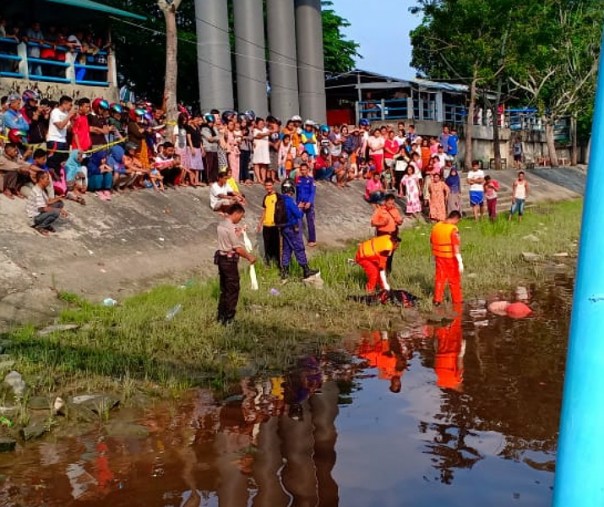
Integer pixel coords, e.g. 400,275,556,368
0,134,125,154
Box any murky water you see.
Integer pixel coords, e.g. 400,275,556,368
0,278,572,507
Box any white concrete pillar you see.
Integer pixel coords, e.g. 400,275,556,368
194,0,234,111
267,0,300,120
295,0,327,123
233,0,268,116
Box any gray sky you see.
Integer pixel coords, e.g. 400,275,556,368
329,0,422,79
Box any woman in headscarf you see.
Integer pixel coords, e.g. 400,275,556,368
201,113,220,183
427,173,449,222
64,149,87,204
445,167,462,214
87,150,113,200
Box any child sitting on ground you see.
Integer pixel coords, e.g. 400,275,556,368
63,149,87,205
226,167,246,205
99,156,112,175
149,166,165,192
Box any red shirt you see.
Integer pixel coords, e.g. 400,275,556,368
71,114,91,151
384,139,399,160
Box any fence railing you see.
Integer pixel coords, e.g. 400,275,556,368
0,38,112,87
355,99,570,140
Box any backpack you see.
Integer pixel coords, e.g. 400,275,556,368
273,194,288,227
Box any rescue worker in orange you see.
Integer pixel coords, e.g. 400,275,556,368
371,194,403,274
430,210,463,306
355,234,401,294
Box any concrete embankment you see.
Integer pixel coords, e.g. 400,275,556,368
0,167,585,330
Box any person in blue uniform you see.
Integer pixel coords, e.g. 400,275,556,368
295,162,317,247
280,179,319,281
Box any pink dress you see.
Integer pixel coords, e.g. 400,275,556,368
225,130,241,181
401,174,422,214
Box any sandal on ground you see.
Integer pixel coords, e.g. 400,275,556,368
33,227,49,237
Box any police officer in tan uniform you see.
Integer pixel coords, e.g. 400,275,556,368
215,203,256,325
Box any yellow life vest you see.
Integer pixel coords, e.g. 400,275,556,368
430,222,458,258
358,235,395,259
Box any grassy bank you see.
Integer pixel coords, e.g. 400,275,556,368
1,199,581,398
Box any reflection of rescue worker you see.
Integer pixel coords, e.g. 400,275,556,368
355,234,401,293
215,203,256,325
433,315,465,390
430,210,463,306
356,331,411,393
371,194,403,274
280,180,319,281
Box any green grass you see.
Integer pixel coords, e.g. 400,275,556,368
0,199,582,399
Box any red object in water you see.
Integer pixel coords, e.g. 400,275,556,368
506,302,532,319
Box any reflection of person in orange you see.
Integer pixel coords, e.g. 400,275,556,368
357,331,411,392
430,210,463,306
94,439,114,491
432,314,465,390
355,235,401,293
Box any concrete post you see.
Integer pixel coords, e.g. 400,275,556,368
295,0,327,123
17,43,29,80
194,0,234,112
233,0,268,116
267,0,300,121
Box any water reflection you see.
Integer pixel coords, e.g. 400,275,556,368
0,279,571,506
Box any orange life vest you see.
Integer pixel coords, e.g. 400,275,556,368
357,235,395,260
430,222,458,259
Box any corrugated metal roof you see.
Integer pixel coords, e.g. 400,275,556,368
413,78,468,93
326,69,471,94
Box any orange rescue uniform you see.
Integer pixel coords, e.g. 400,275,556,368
355,235,396,293
430,221,462,304
356,331,398,380
371,205,403,235
434,316,464,390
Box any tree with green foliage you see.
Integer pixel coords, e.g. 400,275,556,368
410,0,515,169
321,0,361,75
411,0,602,167
507,0,602,166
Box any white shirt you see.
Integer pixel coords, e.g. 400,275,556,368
67,35,82,51
437,153,448,167
26,185,48,223
210,181,234,209
514,180,527,199
467,169,485,192
394,134,406,146
47,108,69,143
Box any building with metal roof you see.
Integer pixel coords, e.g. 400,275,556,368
1,0,145,99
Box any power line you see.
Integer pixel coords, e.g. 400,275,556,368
112,10,347,78
193,14,326,75
110,16,342,97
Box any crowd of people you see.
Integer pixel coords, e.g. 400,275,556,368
0,18,109,80
0,89,531,237
0,88,535,327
